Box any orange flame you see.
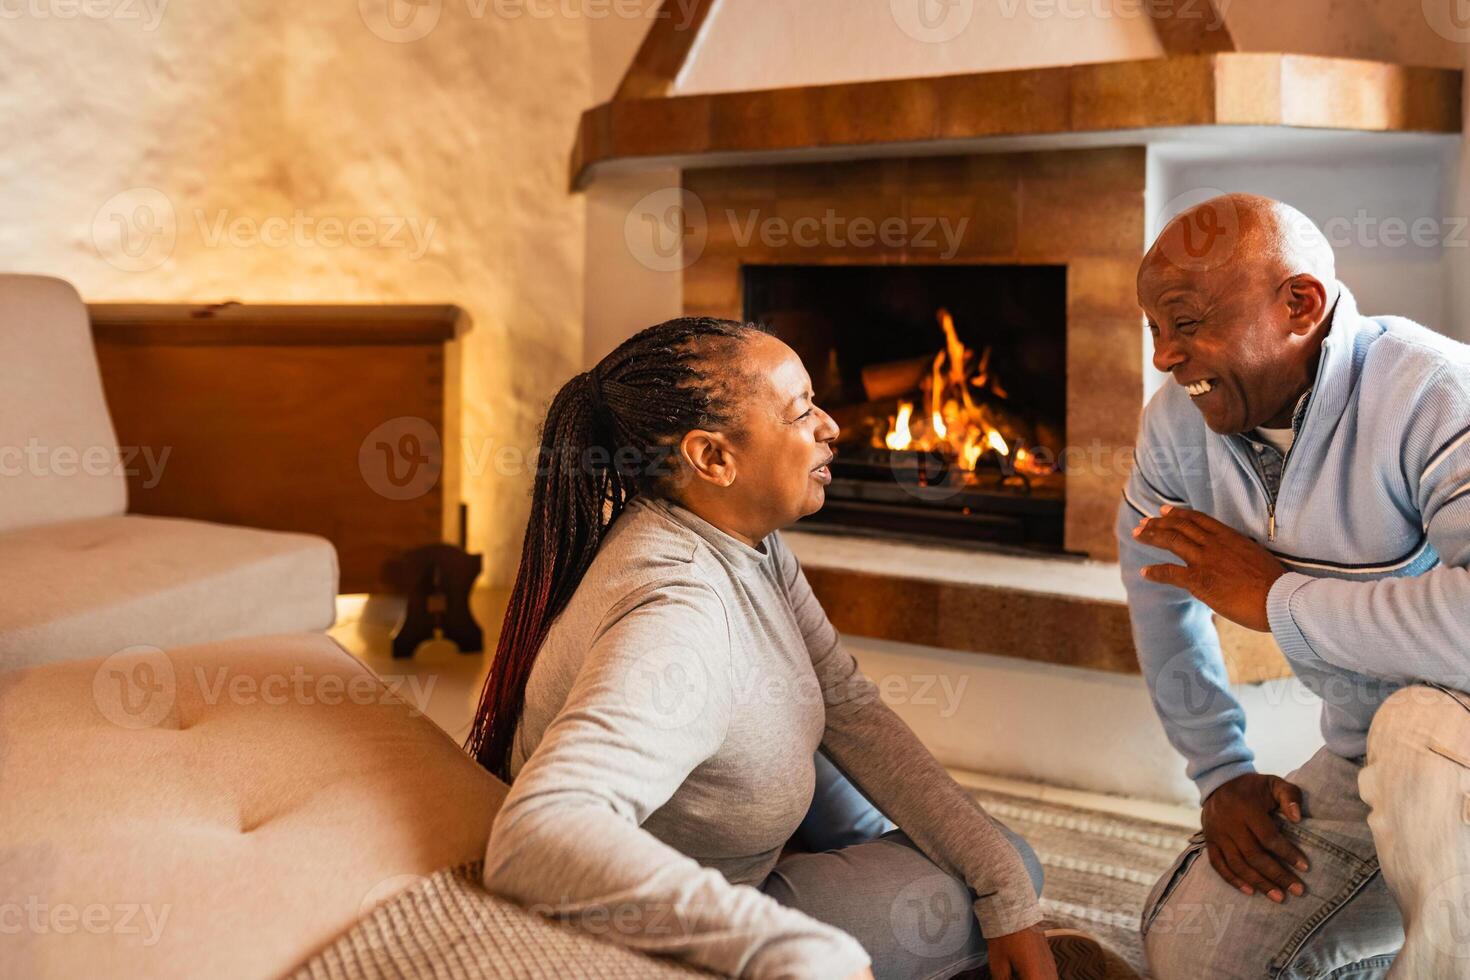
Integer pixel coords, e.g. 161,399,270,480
878,309,1051,477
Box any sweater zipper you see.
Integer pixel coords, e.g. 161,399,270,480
1235,440,1286,543
1254,453,1279,543
1272,439,1301,542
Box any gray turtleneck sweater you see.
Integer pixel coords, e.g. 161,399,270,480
483,495,1041,979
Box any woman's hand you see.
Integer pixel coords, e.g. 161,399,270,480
987,925,1058,980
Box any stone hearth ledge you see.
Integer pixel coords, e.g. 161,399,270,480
785,529,1290,684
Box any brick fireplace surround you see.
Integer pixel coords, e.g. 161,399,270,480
678,148,1299,682
684,147,1143,562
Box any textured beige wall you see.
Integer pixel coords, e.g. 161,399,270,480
0,1,641,588
675,0,1462,94
1227,0,1463,69
677,0,1164,93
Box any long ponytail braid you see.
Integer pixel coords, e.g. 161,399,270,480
467,316,763,780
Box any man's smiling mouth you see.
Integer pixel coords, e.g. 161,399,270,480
1183,379,1216,398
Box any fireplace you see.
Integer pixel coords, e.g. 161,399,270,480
746,264,1067,551
682,149,1147,561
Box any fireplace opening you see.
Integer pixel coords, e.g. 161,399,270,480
744,264,1067,551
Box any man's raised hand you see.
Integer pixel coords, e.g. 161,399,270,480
1133,506,1288,631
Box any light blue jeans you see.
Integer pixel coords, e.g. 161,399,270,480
1143,684,1470,978
760,752,1045,980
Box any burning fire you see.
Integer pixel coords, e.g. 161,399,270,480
876,309,1053,477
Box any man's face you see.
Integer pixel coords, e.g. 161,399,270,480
1138,258,1303,435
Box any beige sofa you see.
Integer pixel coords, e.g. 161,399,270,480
0,276,709,978
1,633,711,979
0,275,337,669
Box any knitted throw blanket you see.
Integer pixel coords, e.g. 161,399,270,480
288,863,715,980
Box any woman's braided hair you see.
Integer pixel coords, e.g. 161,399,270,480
467,316,764,780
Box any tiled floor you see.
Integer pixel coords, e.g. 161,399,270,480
329,589,509,744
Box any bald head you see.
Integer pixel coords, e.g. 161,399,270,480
1140,193,1339,303
1137,194,1340,435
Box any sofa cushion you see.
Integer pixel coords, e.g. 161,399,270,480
0,514,338,670
0,274,126,533
0,633,508,979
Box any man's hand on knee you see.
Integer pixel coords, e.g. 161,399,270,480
1201,773,1311,903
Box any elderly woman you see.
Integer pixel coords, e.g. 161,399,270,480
470,317,1102,980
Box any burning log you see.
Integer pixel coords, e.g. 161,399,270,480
860,355,930,401
869,309,1057,478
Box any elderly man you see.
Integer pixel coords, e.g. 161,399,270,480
1118,193,1470,978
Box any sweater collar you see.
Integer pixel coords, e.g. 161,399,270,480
1295,282,1370,439
637,496,771,571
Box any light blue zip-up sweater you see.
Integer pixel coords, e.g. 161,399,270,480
1117,285,1470,801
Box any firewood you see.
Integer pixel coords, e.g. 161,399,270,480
861,355,930,401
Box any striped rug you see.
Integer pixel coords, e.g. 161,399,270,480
971,788,1200,978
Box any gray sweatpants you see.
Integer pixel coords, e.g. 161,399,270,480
762,753,1045,980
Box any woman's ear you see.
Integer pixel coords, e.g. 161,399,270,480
1284,274,1330,334
679,429,738,488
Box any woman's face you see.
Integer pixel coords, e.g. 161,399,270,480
723,333,840,529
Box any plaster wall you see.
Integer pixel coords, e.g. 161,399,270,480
676,0,1461,95
0,1,609,587
677,0,1164,93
